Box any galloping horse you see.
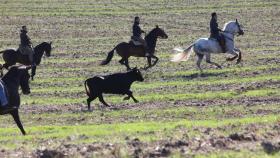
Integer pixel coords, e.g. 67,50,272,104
0,66,31,135
171,19,244,72
0,42,52,79
101,26,168,70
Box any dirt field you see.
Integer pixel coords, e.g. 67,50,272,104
0,0,280,157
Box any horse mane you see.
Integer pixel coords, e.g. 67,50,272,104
222,21,235,31
145,28,157,39
34,42,49,50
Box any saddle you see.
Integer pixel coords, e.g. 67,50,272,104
18,45,33,55
210,35,226,53
129,36,143,46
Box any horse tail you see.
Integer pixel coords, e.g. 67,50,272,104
171,44,194,62
100,47,116,65
84,79,91,96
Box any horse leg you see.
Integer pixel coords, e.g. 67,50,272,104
145,56,158,70
226,55,238,61
124,58,131,70
11,110,26,135
227,49,240,64
119,57,130,70
144,57,152,70
31,66,36,80
151,55,159,67
196,53,204,73
235,48,242,64
119,58,125,65
205,53,222,69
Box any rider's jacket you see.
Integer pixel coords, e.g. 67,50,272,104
133,22,144,38
20,30,32,47
210,18,221,38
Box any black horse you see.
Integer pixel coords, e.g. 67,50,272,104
101,26,168,70
0,66,31,135
0,42,52,79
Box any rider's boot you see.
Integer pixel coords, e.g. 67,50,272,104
219,39,226,53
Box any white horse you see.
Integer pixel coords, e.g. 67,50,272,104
171,19,244,72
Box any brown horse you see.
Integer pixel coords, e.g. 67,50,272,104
0,42,52,80
101,26,168,70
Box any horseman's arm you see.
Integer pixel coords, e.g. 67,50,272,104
210,20,221,32
27,35,32,45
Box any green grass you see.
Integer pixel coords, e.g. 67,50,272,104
0,114,279,149
0,0,280,156
21,88,280,105
196,151,280,158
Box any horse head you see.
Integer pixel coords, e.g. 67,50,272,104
235,19,244,36
44,41,52,57
34,41,52,57
154,25,168,39
223,19,244,36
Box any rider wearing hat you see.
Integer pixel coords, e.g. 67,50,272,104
132,17,150,56
210,12,226,53
19,26,35,66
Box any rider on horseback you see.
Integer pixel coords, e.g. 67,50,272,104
131,16,150,56
210,12,226,53
19,26,35,66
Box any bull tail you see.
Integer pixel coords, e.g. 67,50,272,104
171,44,194,62
100,47,116,65
84,79,91,96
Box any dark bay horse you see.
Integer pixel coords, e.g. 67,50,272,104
0,66,31,135
0,42,52,79
101,26,168,70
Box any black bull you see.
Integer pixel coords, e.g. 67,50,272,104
85,68,144,110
